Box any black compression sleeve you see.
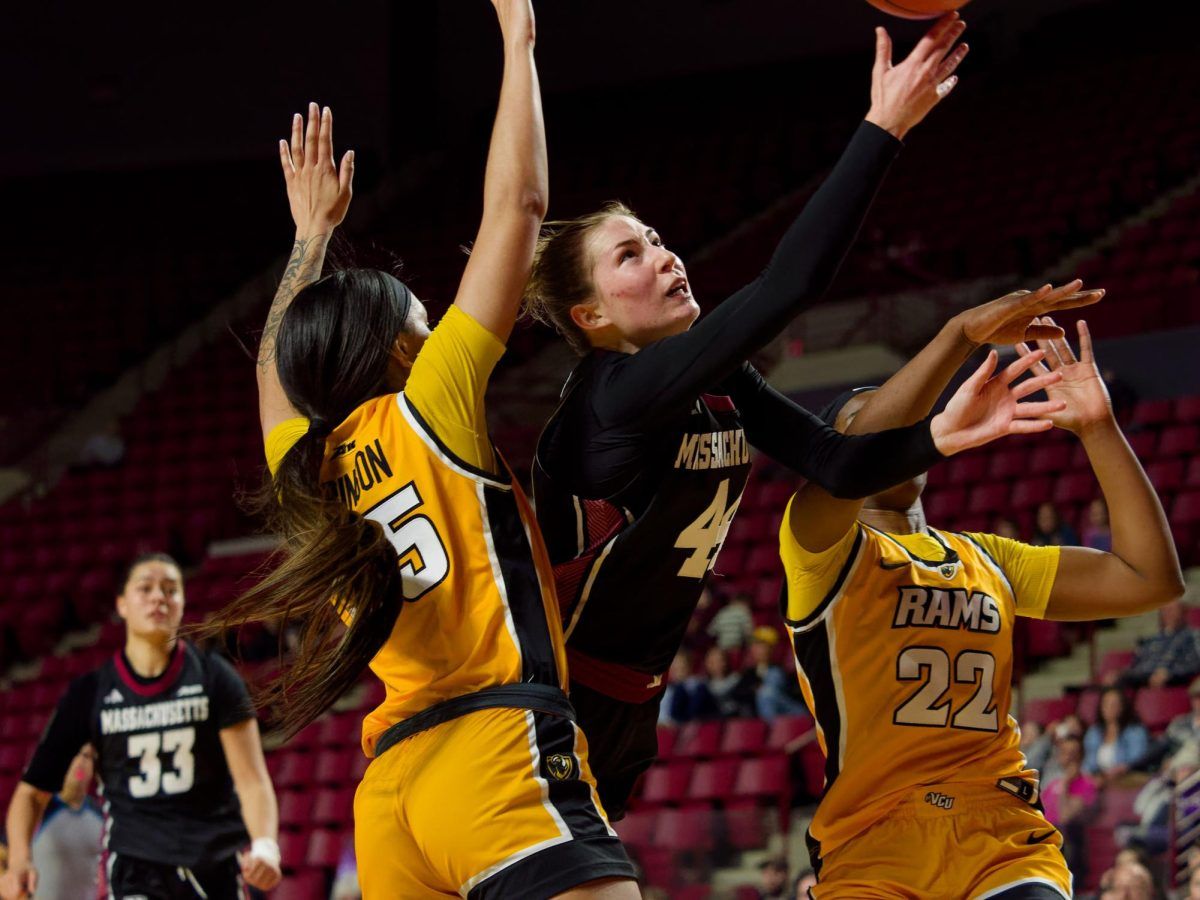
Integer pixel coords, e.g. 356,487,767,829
22,673,97,794
593,122,900,427
724,364,944,499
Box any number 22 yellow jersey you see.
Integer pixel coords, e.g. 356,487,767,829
778,508,1060,859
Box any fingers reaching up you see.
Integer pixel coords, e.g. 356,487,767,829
278,104,354,233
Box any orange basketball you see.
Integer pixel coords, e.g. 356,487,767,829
866,0,970,19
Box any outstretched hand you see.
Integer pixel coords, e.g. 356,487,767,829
1015,317,1113,435
955,280,1106,347
929,348,1065,456
867,13,969,140
279,103,354,235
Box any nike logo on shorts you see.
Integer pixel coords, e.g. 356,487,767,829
1026,829,1057,844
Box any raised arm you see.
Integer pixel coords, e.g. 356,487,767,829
258,105,355,438
725,364,943,498
845,281,1103,435
451,0,547,341
596,16,970,424
1021,320,1185,620
786,349,1066,553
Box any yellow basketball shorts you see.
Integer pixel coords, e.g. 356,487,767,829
810,781,1073,900
354,705,635,899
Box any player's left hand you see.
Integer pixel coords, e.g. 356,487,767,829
280,103,354,236
954,280,1105,347
239,848,283,891
1015,317,1113,435
929,348,1065,456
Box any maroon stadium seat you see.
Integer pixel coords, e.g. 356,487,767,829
766,714,813,751
1051,472,1096,505
305,827,344,868
686,758,740,802
674,721,723,758
1131,399,1173,428
1160,425,1200,457
1030,444,1071,475
656,725,678,760
1020,696,1076,727
1175,395,1200,423
1146,458,1185,493
640,761,694,805
719,718,768,756
1098,650,1136,684
1173,491,1200,526
278,790,315,831
1010,477,1052,511
613,808,657,849
1134,686,1190,732
654,807,714,851
272,872,326,900
311,787,355,827
967,482,1010,515
723,800,768,851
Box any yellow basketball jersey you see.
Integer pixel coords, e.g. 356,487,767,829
319,392,568,756
781,520,1058,859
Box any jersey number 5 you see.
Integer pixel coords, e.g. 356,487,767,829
893,647,999,732
128,727,195,798
364,483,451,601
675,479,741,579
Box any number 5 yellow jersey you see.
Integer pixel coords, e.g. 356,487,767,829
265,306,569,757
778,507,1061,859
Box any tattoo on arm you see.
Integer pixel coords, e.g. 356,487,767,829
258,235,328,372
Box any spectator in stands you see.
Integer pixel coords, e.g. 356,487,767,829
1029,714,1086,785
708,592,754,650
1021,720,1050,773
1085,688,1151,782
1042,735,1096,880
702,646,743,718
733,627,807,720
1142,675,1200,769
683,586,718,652
992,515,1021,541
660,649,718,725
1107,600,1200,688
1031,501,1080,547
1188,863,1200,900
793,869,817,899
28,746,102,900
1097,859,1155,900
1083,498,1113,552
755,857,789,900
1118,740,1200,855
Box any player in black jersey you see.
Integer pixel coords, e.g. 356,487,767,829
525,15,1102,818
1,554,282,900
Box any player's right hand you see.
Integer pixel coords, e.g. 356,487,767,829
0,862,37,900
866,13,969,140
279,103,354,236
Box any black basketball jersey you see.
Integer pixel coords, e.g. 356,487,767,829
23,641,253,868
535,352,752,678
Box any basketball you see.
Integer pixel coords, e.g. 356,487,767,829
867,0,971,19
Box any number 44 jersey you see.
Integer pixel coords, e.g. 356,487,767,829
23,641,253,869
777,514,1061,860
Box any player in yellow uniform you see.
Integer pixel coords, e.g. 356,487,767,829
203,3,638,897
780,315,1184,899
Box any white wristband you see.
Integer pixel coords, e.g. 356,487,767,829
249,837,281,868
